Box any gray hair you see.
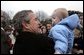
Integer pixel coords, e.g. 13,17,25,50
12,10,33,31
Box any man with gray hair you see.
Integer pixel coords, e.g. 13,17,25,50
13,10,55,54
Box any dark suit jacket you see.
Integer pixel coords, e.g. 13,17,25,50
13,31,55,54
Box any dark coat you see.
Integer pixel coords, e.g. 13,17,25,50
13,31,55,54
1,29,10,54
73,36,83,50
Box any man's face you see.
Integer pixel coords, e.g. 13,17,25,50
28,13,41,33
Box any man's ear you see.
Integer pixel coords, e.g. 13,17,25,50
22,21,29,30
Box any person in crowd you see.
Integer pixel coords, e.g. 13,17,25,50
4,25,16,51
68,11,83,54
73,28,83,54
79,14,83,27
45,17,52,36
12,10,55,54
73,14,83,54
72,28,81,54
1,10,12,54
48,8,81,54
41,24,47,34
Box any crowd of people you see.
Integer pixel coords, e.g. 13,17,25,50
1,8,83,54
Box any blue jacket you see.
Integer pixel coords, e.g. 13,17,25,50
48,14,80,54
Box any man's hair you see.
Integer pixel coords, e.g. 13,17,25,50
12,10,33,32
52,8,68,20
1,10,11,28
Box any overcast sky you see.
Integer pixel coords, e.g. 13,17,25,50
1,1,83,16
